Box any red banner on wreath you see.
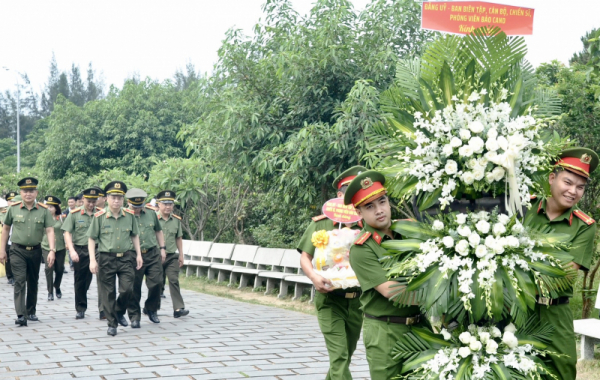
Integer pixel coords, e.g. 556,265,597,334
322,198,362,224
421,1,534,36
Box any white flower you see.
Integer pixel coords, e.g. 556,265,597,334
505,236,520,248
442,144,453,156
493,223,507,236
479,332,490,344
461,171,475,184
486,339,499,354
485,137,499,152
432,220,445,231
497,136,509,151
442,236,454,248
519,358,536,372
511,223,524,234
469,339,483,352
492,166,505,181
441,328,452,341
450,137,463,148
475,211,490,221
455,240,470,256
458,145,474,157
445,160,458,175
475,220,491,234
456,214,468,225
475,245,488,258
487,128,498,139
469,136,485,153
491,327,502,338
497,214,510,225
502,331,519,349
468,233,481,247
504,323,517,334
485,171,496,183
459,332,472,344
468,120,484,134
457,225,471,237
473,167,485,181
458,346,471,358
459,129,471,140
485,235,496,249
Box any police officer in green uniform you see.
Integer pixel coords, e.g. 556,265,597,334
42,196,67,301
524,147,598,380
344,171,425,380
297,166,366,380
94,187,108,320
156,190,189,318
88,181,143,336
0,178,56,326
2,191,18,285
125,188,166,327
63,187,101,319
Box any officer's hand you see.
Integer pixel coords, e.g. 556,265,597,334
89,261,98,274
312,275,333,293
161,251,166,264
70,249,80,263
0,250,6,265
178,255,184,268
47,252,56,268
136,255,143,270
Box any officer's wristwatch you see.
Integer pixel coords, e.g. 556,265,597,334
160,246,166,250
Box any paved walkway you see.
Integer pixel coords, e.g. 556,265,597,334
0,269,369,380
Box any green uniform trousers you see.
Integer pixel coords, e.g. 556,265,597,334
42,249,66,294
73,246,94,312
127,247,163,321
98,251,135,328
5,241,13,280
10,245,42,316
160,253,185,310
315,291,363,380
537,303,577,380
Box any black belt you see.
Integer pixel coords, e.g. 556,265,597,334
537,296,569,306
330,290,362,299
13,243,41,251
100,251,129,258
141,247,157,254
364,313,422,325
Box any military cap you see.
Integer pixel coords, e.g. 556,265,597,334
556,147,599,179
104,181,127,196
95,187,105,197
17,177,38,190
5,191,17,201
82,187,100,199
126,188,147,207
343,170,387,207
332,165,368,190
156,190,176,203
75,193,83,201
44,195,61,205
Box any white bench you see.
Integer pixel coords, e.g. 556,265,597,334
205,243,236,280
210,245,259,285
574,304,600,360
283,271,314,302
232,247,285,291
256,249,301,298
184,241,213,277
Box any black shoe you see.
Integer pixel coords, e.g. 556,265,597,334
63,268,68,273
99,311,106,320
148,311,160,323
7,278,15,285
131,320,140,328
76,311,85,319
15,316,27,326
173,309,189,318
117,314,128,327
160,293,166,298
27,314,39,321
107,327,117,336
55,288,62,299
48,293,54,301
142,307,148,315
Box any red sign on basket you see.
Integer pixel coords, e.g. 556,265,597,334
322,198,362,224
421,1,535,36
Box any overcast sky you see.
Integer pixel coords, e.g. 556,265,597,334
0,0,599,96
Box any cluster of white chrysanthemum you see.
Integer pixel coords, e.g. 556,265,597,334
399,90,546,209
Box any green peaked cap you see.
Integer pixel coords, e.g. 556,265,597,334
332,165,368,190
343,170,386,206
556,147,599,178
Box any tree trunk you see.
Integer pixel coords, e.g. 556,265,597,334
581,259,600,318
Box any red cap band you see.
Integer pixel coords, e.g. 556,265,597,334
556,157,590,178
338,175,357,189
351,182,386,207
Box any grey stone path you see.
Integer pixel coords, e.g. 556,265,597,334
0,268,369,379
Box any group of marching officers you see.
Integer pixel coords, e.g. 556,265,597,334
0,177,189,336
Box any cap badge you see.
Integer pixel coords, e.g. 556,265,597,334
91,190,96,194
115,183,121,189
361,177,373,190
48,197,53,201
165,192,170,196
581,154,592,164
26,179,31,184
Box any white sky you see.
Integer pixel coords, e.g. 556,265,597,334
0,0,599,96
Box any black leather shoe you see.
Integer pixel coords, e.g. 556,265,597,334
117,314,128,327
55,288,62,299
15,316,27,326
48,293,54,301
99,311,106,320
160,293,166,298
142,307,148,315
76,311,85,319
148,311,160,323
131,320,140,328
173,309,189,318
63,268,68,273
8,278,15,285
107,327,117,336
27,314,39,322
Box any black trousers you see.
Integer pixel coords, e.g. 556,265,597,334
127,247,163,321
10,245,42,316
42,249,66,293
98,251,135,328
73,245,94,312
5,241,13,280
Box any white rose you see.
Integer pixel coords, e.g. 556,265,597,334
461,171,475,185
492,166,505,181
505,236,520,248
442,144,454,156
487,128,498,139
458,346,471,358
469,136,485,153
432,220,445,231
441,328,452,341
455,240,470,256
442,236,454,248
459,332,472,344
475,245,488,258
476,211,489,221
479,332,490,344
457,225,471,237
485,151,498,162
491,327,502,338
459,129,471,140
456,213,468,225
493,223,507,236
469,120,484,134
450,137,463,148
467,158,478,169
473,167,485,181
475,220,491,234
485,171,496,183
511,223,524,234
497,214,510,225
504,323,517,334
485,235,496,248
502,331,519,349
497,136,508,151
485,138,499,151
486,339,499,354
469,339,483,352
445,160,458,175
458,145,474,157
468,233,481,246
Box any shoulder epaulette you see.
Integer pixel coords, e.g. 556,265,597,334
312,214,328,222
94,209,106,217
61,212,68,218
71,207,81,213
10,201,22,207
172,214,182,220
37,202,48,209
124,208,135,215
95,207,103,212
573,210,595,226
0,209,7,214
354,232,371,246
145,204,158,211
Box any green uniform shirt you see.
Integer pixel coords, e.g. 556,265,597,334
42,216,66,251
296,215,363,255
62,207,97,246
3,201,55,246
0,209,7,224
158,212,182,253
349,223,421,317
87,208,139,253
525,197,596,297
132,206,162,250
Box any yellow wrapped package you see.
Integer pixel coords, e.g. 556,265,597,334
311,228,361,289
